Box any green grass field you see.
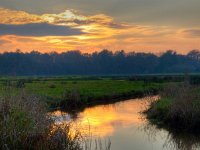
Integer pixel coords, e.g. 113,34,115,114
27,80,160,99
0,76,162,106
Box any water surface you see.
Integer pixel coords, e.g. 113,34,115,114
51,96,200,150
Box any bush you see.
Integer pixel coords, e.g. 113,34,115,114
146,82,200,132
15,80,25,88
0,89,111,150
49,84,56,88
0,90,82,150
61,89,83,111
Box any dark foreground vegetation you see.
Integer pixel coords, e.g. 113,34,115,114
0,49,200,75
146,80,200,133
0,90,111,150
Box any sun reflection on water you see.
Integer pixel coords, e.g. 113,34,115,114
51,96,158,137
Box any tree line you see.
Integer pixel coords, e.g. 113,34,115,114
0,49,200,75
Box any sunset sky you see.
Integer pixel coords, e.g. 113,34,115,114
0,0,199,53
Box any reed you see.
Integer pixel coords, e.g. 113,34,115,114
0,89,111,150
146,82,200,132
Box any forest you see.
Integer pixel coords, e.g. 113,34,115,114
0,49,200,75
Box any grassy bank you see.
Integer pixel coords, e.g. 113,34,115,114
0,76,162,111
146,82,200,133
0,90,111,150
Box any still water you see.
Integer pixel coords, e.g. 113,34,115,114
51,96,200,150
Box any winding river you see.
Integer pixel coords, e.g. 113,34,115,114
51,96,200,150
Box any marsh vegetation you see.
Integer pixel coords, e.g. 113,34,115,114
0,89,111,150
146,79,200,133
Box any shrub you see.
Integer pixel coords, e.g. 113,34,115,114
15,80,25,88
49,84,56,88
61,89,83,111
0,89,111,150
0,90,81,150
146,82,200,132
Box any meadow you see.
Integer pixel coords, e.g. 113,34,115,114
0,76,164,111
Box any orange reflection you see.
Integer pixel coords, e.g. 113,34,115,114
51,96,158,137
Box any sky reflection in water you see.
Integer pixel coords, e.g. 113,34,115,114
51,96,200,150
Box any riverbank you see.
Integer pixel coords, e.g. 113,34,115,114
145,82,200,133
0,77,163,112
53,86,159,112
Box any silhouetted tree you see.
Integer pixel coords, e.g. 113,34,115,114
0,49,199,75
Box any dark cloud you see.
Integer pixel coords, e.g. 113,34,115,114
0,0,200,27
182,29,200,37
71,19,129,29
0,23,84,36
49,17,129,29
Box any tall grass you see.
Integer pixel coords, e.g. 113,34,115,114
0,89,111,150
146,82,200,132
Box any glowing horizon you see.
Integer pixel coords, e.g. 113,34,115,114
0,1,199,54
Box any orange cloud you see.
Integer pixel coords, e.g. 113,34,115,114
0,8,42,24
0,7,199,54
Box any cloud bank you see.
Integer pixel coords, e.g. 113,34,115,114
0,23,84,36
0,7,199,53
182,29,200,37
